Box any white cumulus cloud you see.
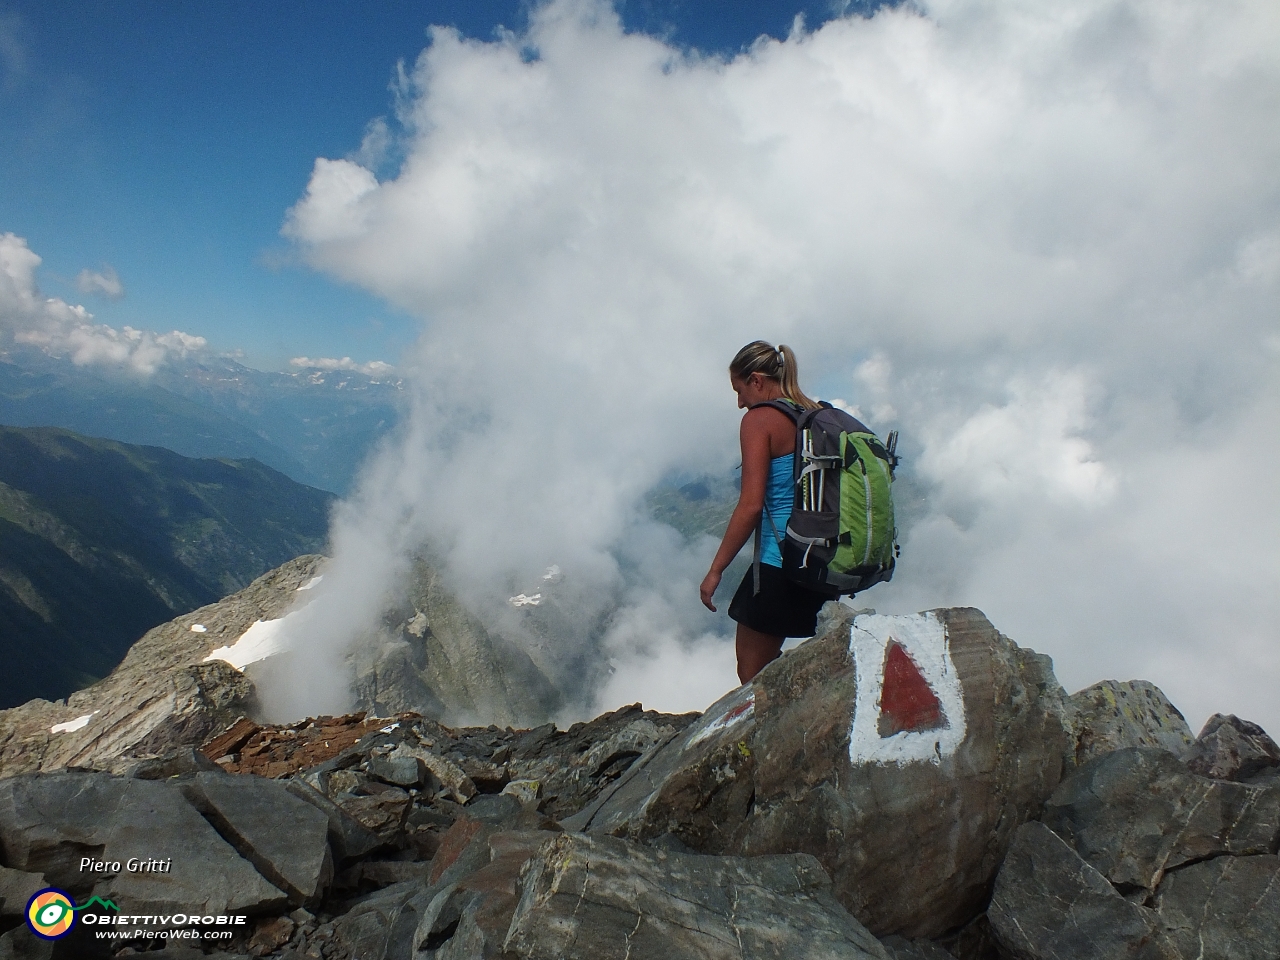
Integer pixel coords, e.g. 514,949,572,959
276,0,1280,733
289,355,395,376
0,232,206,375
74,265,125,300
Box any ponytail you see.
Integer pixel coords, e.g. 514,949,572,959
729,340,820,410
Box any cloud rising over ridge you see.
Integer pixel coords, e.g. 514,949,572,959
278,0,1280,731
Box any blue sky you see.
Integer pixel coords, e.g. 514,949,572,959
0,0,868,371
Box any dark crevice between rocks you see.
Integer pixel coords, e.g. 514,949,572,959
423,915,460,949
1160,848,1275,878
1110,880,1153,907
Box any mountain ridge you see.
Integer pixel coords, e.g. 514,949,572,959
0,424,335,709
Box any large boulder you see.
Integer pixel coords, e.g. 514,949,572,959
990,745,1280,959
0,865,44,918
1041,747,1280,892
988,821,1179,960
569,606,1072,937
1064,680,1194,766
0,773,287,915
1154,854,1280,959
179,772,333,907
502,832,891,960
1184,714,1280,782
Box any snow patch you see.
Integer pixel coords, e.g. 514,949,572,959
204,613,300,670
296,575,324,591
189,624,207,633
50,713,95,734
848,612,967,766
509,593,542,607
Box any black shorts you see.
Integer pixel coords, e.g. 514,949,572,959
727,563,828,638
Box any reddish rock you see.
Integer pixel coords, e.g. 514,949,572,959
337,790,412,841
248,915,296,956
429,817,487,884
200,716,261,761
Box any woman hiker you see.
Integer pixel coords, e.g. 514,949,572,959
699,340,827,684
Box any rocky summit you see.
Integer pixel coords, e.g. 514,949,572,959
0,576,1277,959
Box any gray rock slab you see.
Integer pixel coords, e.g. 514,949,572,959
1185,714,1280,782
281,778,381,864
95,777,288,916
0,926,52,960
111,746,221,779
988,821,1179,960
502,832,891,960
1042,747,1280,890
0,772,129,891
0,771,287,916
572,606,1072,938
181,772,333,908
1155,854,1280,960
880,942,962,960
879,935,957,960
415,831,554,959
367,754,426,788
329,879,424,960
0,866,45,917
1065,680,1194,766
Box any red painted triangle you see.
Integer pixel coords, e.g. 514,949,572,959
878,640,944,737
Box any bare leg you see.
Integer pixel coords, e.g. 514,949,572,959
736,623,784,684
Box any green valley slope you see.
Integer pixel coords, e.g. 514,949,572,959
0,425,334,709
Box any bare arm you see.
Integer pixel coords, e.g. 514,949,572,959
700,410,775,611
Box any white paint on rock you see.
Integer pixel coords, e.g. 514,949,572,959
203,612,301,670
50,712,95,734
687,693,755,747
848,612,967,766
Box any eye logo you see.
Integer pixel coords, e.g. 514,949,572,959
26,889,76,940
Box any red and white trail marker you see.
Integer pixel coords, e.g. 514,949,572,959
848,612,966,765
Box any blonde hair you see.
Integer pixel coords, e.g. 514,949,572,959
729,340,820,410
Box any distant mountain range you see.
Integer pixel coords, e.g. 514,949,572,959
0,425,335,709
0,347,404,493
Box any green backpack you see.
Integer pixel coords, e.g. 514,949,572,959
754,399,900,599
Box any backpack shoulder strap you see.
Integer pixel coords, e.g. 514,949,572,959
749,398,803,423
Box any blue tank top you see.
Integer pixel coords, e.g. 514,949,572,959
760,454,793,568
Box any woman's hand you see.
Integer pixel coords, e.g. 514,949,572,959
700,569,722,612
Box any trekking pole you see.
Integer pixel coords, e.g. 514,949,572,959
803,430,813,510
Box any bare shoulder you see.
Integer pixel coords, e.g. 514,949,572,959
741,404,796,456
